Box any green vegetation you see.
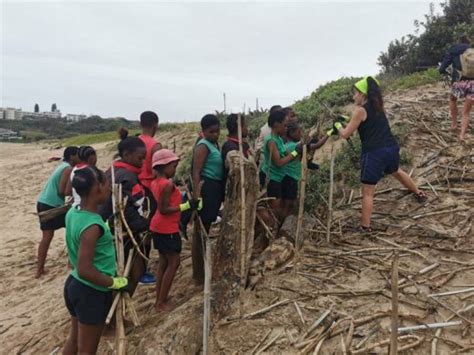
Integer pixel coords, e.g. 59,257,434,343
0,116,139,142
61,130,139,146
382,68,442,91
378,0,474,74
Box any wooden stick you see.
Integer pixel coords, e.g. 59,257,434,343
110,165,126,355
295,144,308,251
398,321,462,333
251,330,272,355
389,253,399,355
237,113,247,288
202,235,212,355
243,299,291,320
294,301,306,325
428,287,474,298
326,144,335,243
256,330,283,354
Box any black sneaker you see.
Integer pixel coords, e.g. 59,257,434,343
413,191,428,204
357,225,373,234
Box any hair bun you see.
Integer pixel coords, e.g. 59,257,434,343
118,127,129,140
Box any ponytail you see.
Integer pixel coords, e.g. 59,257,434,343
118,127,129,140
366,77,384,113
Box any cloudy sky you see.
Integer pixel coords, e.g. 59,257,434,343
1,1,438,122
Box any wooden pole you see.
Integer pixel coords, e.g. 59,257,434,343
202,235,212,355
294,144,308,272
237,113,247,287
390,252,399,355
110,164,126,355
326,144,335,243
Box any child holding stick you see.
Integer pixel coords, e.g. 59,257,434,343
99,130,149,296
259,110,299,219
63,166,128,354
282,122,328,217
150,149,199,312
36,146,79,278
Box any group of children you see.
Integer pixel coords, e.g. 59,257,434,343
35,76,432,353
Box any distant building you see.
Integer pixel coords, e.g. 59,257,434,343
0,128,21,140
4,108,17,120
66,114,87,122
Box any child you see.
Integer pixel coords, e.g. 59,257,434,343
259,110,299,219
99,129,149,296
36,146,79,278
191,114,224,285
335,76,427,232
66,146,97,208
221,113,251,160
63,166,128,354
282,122,329,216
138,111,162,285
150,149,198,312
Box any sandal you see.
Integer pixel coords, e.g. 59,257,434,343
413,191,428,204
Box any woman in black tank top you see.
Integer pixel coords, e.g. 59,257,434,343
335,76,427,232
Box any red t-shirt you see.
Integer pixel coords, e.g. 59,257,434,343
150,177,181,234
138,134,159,190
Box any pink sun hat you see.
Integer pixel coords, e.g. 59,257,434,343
152,149,179,167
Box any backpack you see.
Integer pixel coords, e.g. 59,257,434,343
460,48,474,78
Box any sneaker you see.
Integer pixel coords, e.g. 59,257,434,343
357,225,373,234
413,191,428,204
139,272,156,285
307,162,320,170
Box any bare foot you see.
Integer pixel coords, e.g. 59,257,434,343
155,302,175,313
459,134,465,142
451,123,457,130
35,267,46,278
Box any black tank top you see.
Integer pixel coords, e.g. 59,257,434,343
357,103,398,153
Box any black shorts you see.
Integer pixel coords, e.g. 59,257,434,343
361,145,400,185
259,171,282,199
199,177,224,225
152,232,182,253
64,275,113,325
37,202,66,231
282,175,298,200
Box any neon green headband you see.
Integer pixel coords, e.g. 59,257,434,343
354,76,380,96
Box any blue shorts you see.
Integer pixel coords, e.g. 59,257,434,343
360,145,400,185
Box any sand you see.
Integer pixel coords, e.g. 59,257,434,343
0,83,473,353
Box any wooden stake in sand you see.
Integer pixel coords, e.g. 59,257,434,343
110,164,126,355
389,252,399,355
326,144,335,243
237,113,247,287
294,143,308,271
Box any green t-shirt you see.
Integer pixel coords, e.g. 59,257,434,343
66,207,116,292
261,134,288,182
285,141,301,181
38,161,70,207
197,138,224,181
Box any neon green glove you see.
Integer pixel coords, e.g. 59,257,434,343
179,201,191,212
334,122,343,130
109,277,128,290
337,115,350,124
197,198,203,211
290,150,298,158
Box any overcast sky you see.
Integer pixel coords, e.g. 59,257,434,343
1,1,438,122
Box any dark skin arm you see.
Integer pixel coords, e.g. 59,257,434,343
308,135,329,150
77,225,113,288
58,166,73,198
268,140,295,167
158,181,180,215
192,144,209,199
